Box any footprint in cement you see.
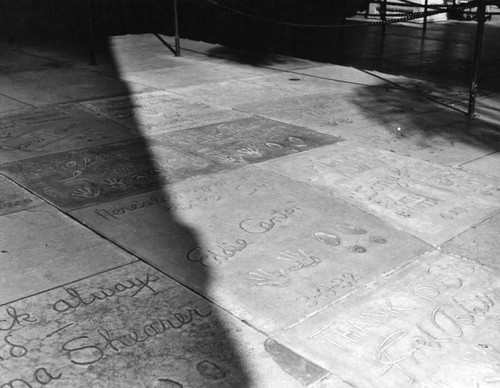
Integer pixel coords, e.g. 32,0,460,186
196,360,227,380
369,235,387,244
348,245,367,253
154,379,183,388
314,232,341,246
334,223,367,235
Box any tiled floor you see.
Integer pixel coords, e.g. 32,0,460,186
1,19,500,387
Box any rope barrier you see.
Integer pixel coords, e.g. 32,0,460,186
203,0,490,29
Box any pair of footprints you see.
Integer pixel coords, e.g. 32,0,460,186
314,223,387,253
248,224,387,287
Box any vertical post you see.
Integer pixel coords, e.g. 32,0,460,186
423,0,428,31
87,0,97,66
468,0,486,117
4,0,13,44
381,0,387,34
173,0,180,56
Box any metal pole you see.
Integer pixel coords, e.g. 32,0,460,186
87,0,97,66
381,0,387,34
423,0,428,31
173,0,180,56
468,0,487,117
4,0,13,44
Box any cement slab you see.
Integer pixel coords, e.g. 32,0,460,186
0,139,222,210
155,116,342,166
329,109,500,166
0,95,32,114
258,142,500,245
171,80,297,107
122,63,264,91
235,89,436,135
273,251,500,388
0,261,308,388
442,212,500,271
81,91,248,136
239,72,370,95
462,152,500,179
0,104,136,163
366,71,478,104
0,204,135,304
0,47,66,74
71,167,429,333
0,174,41,216
0,67,150,106
295,64,388,87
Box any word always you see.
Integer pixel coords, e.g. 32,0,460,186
52,273,160,313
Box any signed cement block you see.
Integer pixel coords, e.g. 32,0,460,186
0,261,306,388
273,251,500,388
71,167,429,333
81,91,248,136
329,109,500,166
462,152,500,179
172,80,296,107
0,139,222,210
0,204,135,304
0,174,41,216
0,67,149,106
235,89,434,136
259,142,500,244
442,212,500,271
155,117,342,166
0,104,136,163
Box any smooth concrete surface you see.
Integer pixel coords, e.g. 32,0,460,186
1,20,500,387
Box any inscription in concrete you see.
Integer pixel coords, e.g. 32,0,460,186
0,174,41,216
273,251,500,388
71,167,429,333
0,104,136,163
235,89,434,135
259,142,500,244
442,212,500,271
328,109,500,166
0,204,135,304
81,91,247,136
155,117,342,166
0,261,304,387
0,139,220,210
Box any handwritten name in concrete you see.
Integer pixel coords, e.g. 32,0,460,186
52,273,160,313
239,204,301,234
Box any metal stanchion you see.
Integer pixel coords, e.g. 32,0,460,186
87,0,97,66
468,0,487,117
381,0,387,34
4,0,13,44
173,0,181,56
423,0,428,30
